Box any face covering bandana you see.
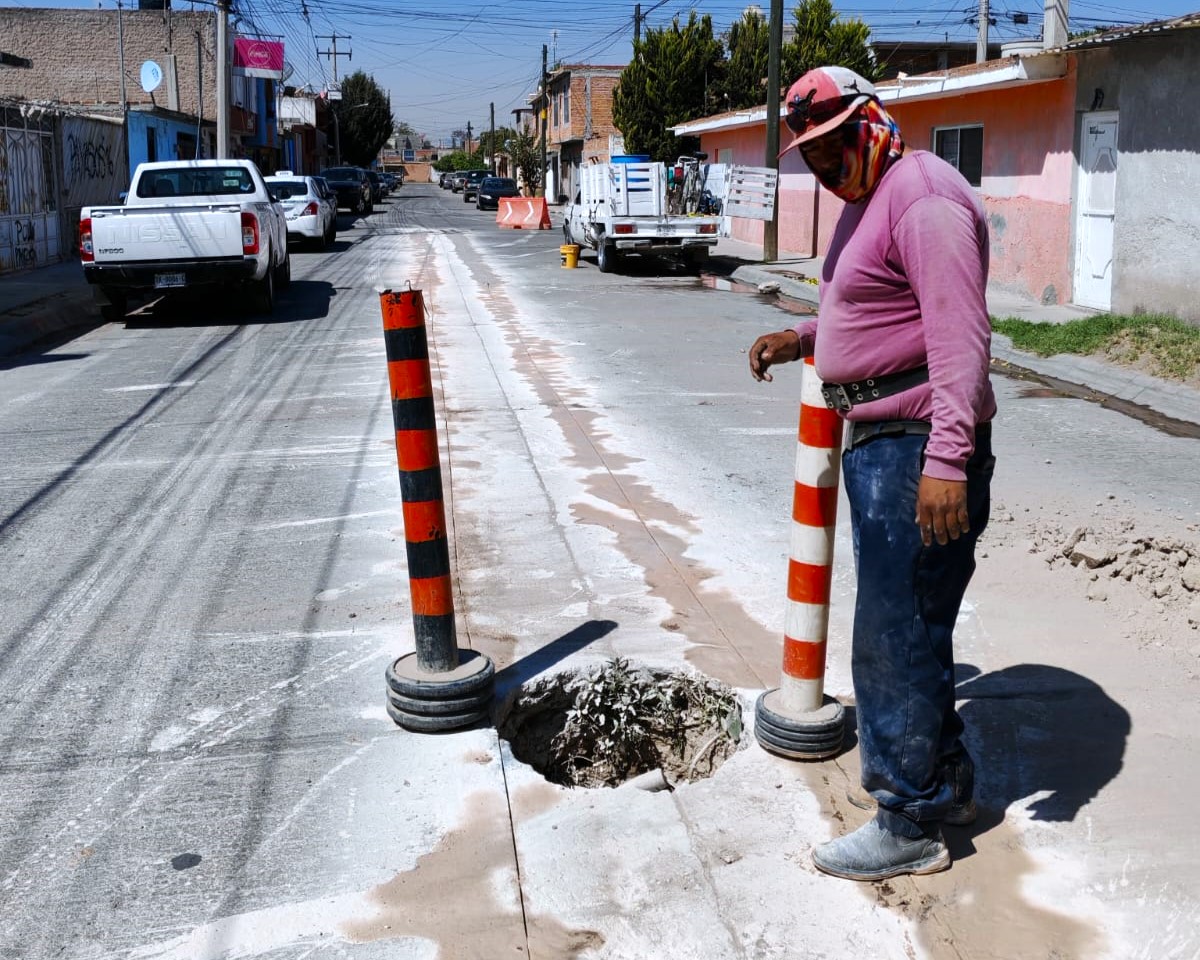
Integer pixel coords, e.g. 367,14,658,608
810,98,905,203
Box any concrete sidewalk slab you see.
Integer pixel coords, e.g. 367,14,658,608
0,260,99,358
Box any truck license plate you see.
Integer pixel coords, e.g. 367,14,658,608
154,273,186,289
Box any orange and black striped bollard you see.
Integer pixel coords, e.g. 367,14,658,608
379,287,494,732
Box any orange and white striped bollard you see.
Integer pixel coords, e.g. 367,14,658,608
754,356,846,758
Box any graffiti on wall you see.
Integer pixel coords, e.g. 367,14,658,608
1,112,59,273
66,132,116,184
61,117,125,210
13,218,36,267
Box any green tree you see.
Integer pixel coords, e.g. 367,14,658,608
333,71,395,167
508,131,542,196
721,7,771,110
782,0,882,84
613,11,724,161
477,125,517,164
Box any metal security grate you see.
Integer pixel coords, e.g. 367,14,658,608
0,106,61,274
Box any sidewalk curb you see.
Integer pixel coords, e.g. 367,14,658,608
0,288,100,359
730,263,1200,429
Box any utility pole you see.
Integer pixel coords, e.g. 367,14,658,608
216,0,230,158
194,30,203,158
976,0,989,62
117,0,129,172
466,120,473,156
317,34,350,165
489,102,495,174
763,0,783,261
634,3,641,44
539,43,548,199
317,33,352,82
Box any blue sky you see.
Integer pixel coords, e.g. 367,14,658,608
6,0,1198,142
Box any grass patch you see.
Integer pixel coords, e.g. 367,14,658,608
992,314,1200,382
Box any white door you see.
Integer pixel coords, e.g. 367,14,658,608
1074,112,1118,310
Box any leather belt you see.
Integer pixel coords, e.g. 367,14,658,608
848,419,992,450
820,365,929,413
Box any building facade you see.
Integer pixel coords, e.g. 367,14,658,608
674,15,1200,320
544,63,623,203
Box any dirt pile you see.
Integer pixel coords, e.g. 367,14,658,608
987,502,1200,632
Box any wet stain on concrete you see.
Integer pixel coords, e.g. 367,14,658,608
819,745,1102,960
343,786,601,960
995,358,1200,439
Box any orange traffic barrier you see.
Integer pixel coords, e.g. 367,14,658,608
496,196,552,230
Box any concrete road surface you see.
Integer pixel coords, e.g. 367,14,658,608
1,184,1198,959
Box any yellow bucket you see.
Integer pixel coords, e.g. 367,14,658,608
560,244,580,269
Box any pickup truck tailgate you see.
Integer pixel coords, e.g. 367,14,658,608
90,205,244,263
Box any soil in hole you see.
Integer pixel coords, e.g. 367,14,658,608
496,658,744,789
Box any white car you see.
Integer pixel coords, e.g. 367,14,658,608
267,172,337,250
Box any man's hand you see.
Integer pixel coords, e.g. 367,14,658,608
915,476,970,546
749,330,802,382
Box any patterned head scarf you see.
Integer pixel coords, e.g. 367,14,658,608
806,98,905,203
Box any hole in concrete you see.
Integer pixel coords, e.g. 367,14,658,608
497,658,743,789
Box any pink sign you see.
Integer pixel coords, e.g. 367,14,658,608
233,39,284,79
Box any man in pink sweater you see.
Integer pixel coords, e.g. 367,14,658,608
749,66,996,880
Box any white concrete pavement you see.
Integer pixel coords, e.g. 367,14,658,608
1,186,1198,959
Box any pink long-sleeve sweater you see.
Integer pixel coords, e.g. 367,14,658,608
793,150,997,482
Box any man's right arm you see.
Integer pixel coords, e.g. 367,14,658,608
748,319,816,382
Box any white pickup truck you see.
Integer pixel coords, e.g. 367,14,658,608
80,159,289,319
562,157,777,273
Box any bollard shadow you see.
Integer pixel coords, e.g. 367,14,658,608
492,619,618,700
942,661,1131,860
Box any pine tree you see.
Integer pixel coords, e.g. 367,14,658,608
334,71,395,167
782,0,882,85
721,8,771,111
613,12,725,161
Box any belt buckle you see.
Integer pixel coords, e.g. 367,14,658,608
821,382,853,413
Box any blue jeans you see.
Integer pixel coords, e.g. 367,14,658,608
843,428,995,838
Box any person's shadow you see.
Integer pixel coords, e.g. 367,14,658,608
944,662,1130,857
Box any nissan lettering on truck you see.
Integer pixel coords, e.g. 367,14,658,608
80,159,290,320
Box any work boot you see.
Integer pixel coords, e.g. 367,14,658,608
812,817,950,881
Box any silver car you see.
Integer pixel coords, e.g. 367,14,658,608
266,173,338,250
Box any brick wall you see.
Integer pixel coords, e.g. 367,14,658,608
549,67,622,157
0,8,217,117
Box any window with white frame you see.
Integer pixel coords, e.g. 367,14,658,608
932,125,983,187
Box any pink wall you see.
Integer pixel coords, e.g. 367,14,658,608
700,70,1077,303
891,76,1076,303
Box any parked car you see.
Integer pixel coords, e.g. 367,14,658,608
380,172,396,192
320,166,372,214
461,170,490,202
449,171,469,192
475,176,519,211
364,170,386,204
266,172,337,249
439,171,456,189
80,159,289,318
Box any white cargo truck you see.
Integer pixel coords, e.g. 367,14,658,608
80,159,290,319
562,156,777,272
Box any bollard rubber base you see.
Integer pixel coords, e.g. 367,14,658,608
385,650,495,732
754,688,845,760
